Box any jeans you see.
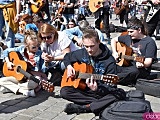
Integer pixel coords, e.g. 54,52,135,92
78,6,85,16
0,9,15,48
63,14,74,23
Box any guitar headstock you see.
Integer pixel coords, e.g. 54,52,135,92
102,74,119,85
41,80,54,92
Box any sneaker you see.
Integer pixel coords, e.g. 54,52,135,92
23,90,36,97
64,103,88,114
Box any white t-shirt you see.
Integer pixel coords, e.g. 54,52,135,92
41,31,77,64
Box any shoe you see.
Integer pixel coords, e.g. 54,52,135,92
64,103,88,114
0,86,12,94
23,90,36,97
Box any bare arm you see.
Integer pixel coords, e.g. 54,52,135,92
111,36,119,60
15,0,21,22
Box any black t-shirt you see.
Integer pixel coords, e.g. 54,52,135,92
118,35,157,62
61,0,75,14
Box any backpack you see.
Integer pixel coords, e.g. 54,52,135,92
109,23,116,33
100,90,152,120
115,26,127,32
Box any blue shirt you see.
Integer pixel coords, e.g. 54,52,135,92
64,26,105,42
0,0,15,4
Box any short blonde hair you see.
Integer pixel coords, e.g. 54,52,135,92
24,30,38,45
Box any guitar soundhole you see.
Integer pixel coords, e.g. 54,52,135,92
117,53,122,62
16,66,22,73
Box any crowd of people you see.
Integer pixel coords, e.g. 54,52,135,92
0,0,159,117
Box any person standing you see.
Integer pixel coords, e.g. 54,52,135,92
60,0,76,23
77,0,86,16
94,0,111,40
118,0,130,27
143,0,160,37
0,0,21,48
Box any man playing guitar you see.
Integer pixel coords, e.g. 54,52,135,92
144,0,160,37
29,0,50,22
94,0,111,41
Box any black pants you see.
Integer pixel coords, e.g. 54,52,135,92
95,7,110,38
144,7,160,36
38,0,50,22
119,10,128,25
60,86,118,113
117,65,150,85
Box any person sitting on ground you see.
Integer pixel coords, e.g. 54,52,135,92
52,13,68,31
60,29,126,115
64,20,105,47
15,14,39,43
111,16,157,86
67,19,76,29
38,23,77,86
0,30,48,97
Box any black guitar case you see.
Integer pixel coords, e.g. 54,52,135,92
135,79,160,98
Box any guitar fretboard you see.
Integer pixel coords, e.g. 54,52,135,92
77,73,118,84
123,55,134,61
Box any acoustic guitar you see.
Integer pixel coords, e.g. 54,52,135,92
3,51,54,92
30,0,45,13
146,5,160,22
61,62,118,90
58,2,66,14
144,1,160,23
116,42,145,66
89,0,104,13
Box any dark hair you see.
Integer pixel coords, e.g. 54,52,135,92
77,14,86,21
127,16,147,35
82,29,99,42
68,19,76,25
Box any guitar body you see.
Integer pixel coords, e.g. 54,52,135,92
61,62,93,90
116,42,133,66
3,51,27,81
145,1,160,23
89,0,104,13
58,2,65,14
120,31,128,36
31,0,45,13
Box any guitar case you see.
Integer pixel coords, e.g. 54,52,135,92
135,78,160,98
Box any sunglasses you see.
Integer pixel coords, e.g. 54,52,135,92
41,34,52,40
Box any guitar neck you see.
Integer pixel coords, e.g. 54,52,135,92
78,72,118,84
17,66,40,84
78,73,103,80
123,55,135,61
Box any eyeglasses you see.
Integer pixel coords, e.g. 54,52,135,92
41,34,52,40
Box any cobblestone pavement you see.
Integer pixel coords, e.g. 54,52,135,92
0,14,160,120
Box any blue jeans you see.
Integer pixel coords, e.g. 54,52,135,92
78,6,85,16
0,9,15,48
63,14,74,23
